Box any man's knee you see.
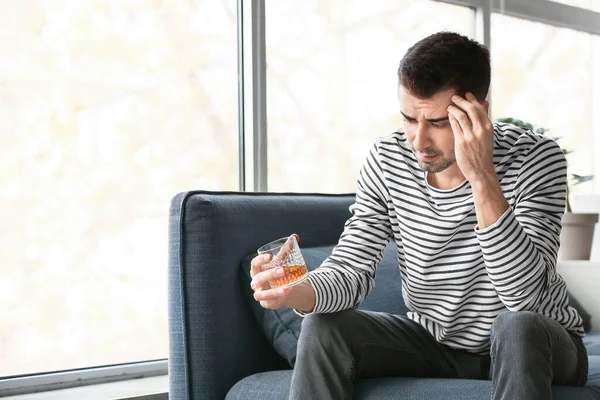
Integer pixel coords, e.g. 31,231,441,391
298,310,360,349
491,311,544,345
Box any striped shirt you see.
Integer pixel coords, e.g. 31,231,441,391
304,122,584,353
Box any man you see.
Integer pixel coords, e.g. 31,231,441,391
249,32,588,400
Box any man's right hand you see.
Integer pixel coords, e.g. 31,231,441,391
250,251,296,309
250,234,316,312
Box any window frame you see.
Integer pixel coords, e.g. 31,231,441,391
0,360,167,396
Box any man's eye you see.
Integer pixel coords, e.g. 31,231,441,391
404,118,416,124
431,122,445,128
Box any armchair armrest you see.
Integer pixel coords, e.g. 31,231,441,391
168,191,355,400
557,262,600,333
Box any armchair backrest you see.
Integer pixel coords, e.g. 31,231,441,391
168,191,355,400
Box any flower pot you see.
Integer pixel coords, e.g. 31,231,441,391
558,213,599,260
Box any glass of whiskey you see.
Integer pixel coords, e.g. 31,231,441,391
257,235,309,288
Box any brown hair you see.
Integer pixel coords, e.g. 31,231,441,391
398,31,490,101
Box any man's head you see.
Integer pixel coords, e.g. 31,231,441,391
397,32,490,174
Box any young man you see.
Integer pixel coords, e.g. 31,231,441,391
249,32,588,400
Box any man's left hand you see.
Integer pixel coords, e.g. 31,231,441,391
447,92,495,185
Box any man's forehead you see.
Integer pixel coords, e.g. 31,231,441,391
399,103,450,120
398,88,454,118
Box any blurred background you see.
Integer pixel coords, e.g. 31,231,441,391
0,0,598,381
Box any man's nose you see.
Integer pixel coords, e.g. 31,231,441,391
412,124,431,152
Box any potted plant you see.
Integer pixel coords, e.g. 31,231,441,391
496,117,597,260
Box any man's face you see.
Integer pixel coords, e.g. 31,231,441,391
398,86,457,173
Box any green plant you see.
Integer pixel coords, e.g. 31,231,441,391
496,117,593,212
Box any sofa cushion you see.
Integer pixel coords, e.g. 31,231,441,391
226,365,600,400
590,356,600,388
585,333,600,356
240,241,407,367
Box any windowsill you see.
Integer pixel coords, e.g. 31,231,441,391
2,375,168,400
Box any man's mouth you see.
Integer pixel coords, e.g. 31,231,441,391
417,153,438,162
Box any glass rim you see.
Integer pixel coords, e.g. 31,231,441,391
257,236,296,254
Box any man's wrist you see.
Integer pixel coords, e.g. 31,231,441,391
470,168,510,229
284,279,316,313
469,167,498,193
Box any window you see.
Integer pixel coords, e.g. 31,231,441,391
491,13,599,195
265,0,474,193
0,0,238,377
3,0,600,392
550,0,600,12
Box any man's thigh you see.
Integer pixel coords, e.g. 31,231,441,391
310,309,485,380
545,316,582,385
489,311,585,385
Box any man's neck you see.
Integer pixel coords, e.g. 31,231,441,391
427,164,467,190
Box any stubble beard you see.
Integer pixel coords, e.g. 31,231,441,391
416,150,457,173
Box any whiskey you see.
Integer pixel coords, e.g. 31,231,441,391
268,265,309,288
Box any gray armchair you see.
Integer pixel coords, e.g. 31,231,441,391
168,191,600,400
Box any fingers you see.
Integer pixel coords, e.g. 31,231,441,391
450,93,486,134
250,266,284,291
272,233,300,263
447,104,471,139
250,253,271,278
254,286,294,309
251,233,300,301
448,109,464,143
283,234,299,253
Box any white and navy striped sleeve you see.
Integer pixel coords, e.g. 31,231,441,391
297,140,392,315
475,138,567,312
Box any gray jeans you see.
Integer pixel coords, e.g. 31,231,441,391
289,310,588,400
